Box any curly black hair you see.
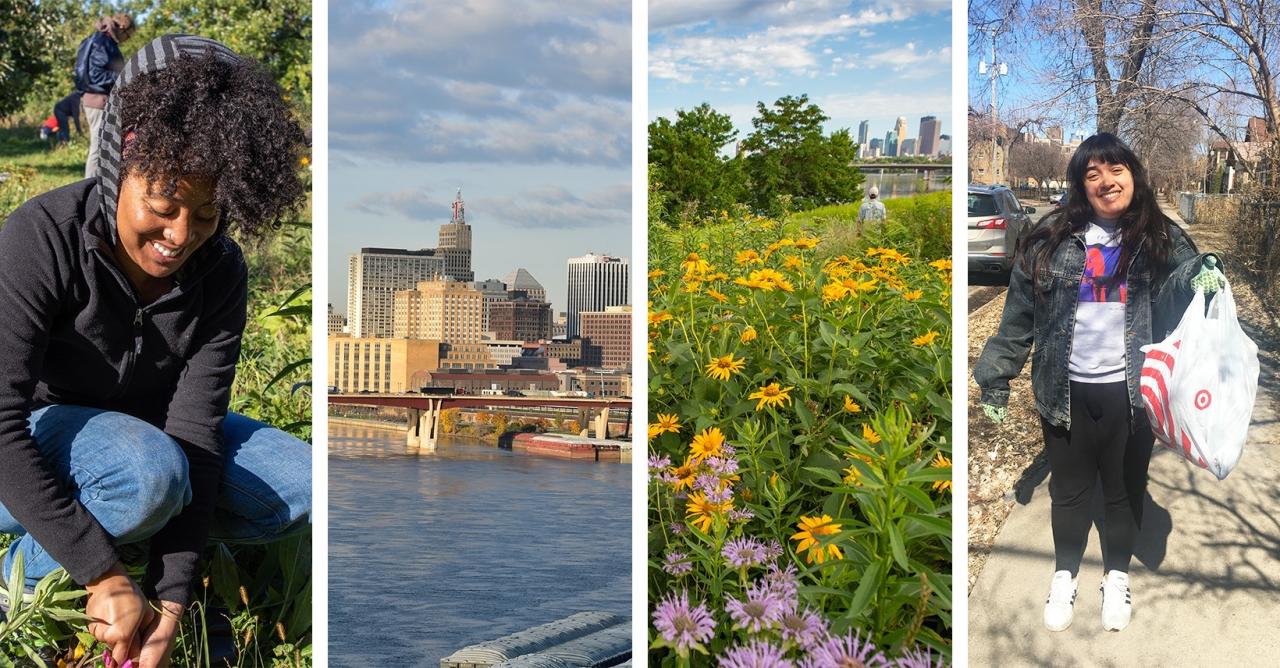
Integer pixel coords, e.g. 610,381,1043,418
115,50,308,237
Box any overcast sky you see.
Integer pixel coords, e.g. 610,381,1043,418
650,0,953,149
329,0,632,314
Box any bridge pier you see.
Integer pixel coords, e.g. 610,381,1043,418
594,407,610,439
406,408,422,448
420,399,441,451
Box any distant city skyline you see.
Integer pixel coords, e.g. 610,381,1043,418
329,0,630,313
650,1,952,149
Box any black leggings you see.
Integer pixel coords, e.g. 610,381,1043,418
1042,381,1155,575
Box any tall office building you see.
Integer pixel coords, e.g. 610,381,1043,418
918,116,941,156
392,278,483,344
490,297,552,342
503,268,547,302
472,278,508,334
857,120,870,154
347,248,444,338
894,116,908,149
437,189,474,282
938,134,952,156
900,137,916,156
580,305,631,369
884,130,899,157
566,253,629,338
869,137,883,157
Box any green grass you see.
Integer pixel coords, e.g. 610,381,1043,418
0,123,312,667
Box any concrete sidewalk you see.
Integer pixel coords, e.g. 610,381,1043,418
968,209,1280,666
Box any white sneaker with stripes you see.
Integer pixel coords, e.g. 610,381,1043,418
1044,570,1078,631
1101,570,1132,631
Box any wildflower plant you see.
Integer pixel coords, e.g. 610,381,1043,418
649,199,952,666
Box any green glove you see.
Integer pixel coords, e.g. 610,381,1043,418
1190,255,1227,293
982,404,1007,425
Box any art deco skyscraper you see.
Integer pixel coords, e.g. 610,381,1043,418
438,189,474,282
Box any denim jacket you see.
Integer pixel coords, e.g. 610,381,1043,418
974,220,1209,429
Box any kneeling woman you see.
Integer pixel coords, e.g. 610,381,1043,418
0,36,310,666
974,133,1224,633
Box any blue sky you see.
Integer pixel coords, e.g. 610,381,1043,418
329,0,631,315
650,0,952,150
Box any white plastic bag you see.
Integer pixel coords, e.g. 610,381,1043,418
1139,281,1259,480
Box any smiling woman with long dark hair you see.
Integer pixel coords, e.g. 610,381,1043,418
973,133,1225,633
0,36,310,667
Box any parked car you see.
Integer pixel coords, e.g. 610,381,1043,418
968,185,1036,275
1049,191,1066,205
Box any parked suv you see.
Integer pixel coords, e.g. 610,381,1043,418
968,185,1036,275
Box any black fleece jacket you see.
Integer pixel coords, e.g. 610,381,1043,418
0,178,246,606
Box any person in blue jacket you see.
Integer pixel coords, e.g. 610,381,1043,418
74,13,135,178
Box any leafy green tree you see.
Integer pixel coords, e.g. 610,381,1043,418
0,0,63,118
648,103,746,224
124,0,312,114
741,94,863,216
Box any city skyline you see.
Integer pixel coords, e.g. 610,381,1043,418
329,0,631,312
650,0,952,148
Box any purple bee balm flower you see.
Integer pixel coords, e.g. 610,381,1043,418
892,647,945,668
706,485,734,504
719,640,794,668
722,536,766,569
649,454,672,470
652,591,716,656
696,473,723,495
729,507,755,522
670,522,688,535
721,443,737,457
662,551,693,576
707,455,740,476
765,562,800,603
725,582,786,633
778,607,828,650
763,539,784,561
808,630,889,668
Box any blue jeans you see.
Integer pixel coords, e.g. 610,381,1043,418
0,406,311,588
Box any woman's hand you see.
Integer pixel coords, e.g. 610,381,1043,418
1190,255,1227,293
136,600,184,668
85,563,154,666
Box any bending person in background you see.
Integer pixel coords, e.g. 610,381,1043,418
972,133,1225,634
53,91,83,144
74,13,134,178
0,36,310,667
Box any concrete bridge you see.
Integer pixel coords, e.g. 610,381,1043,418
328,393,633,451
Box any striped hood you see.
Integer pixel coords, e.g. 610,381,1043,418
93,34,240,243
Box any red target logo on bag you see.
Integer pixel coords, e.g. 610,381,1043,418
1195,390,1212,410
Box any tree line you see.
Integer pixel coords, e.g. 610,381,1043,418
1,0,311,121
648,94,864,224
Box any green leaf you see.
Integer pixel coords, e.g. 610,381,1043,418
888,522,909,570
211,543,243,610
265,357,311,392
846,559,883,620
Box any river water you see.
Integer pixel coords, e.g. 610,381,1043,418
863,171,951,198
328,422,632,665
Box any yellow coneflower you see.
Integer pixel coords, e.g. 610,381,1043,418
863,423,882,444
932,453,953,493
682,252,711,277
912,331,940,347
793,237,820,250
706,289,728,303
735,249,763,265
748,383,794,411
649,311,673,326
685,492,730,533
842,452,875,486
822,282,849,304
653,413,681,436
791,514,843,564
689,426,726,462
705,354,746,381
647,423,663,440
740,326,758,343
648,268,666,279
929,258,952,272
669,455,698,491
783,256,804,270
902,290,923,301
843,396,862,413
